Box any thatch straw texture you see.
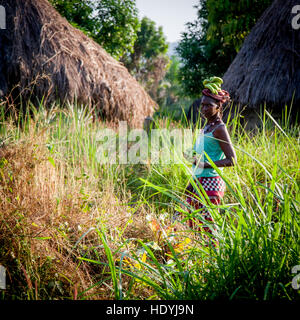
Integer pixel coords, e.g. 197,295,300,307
0,0,156,127
222,0,300,113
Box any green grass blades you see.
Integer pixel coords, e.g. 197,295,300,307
0,102,299,300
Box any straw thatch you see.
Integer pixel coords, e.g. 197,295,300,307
0,0,156,127
222,0,300,116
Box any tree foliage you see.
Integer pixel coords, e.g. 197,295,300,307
49,0,96,37
50,0,139,59
176,0,273,97
123,17,168,73
121,17,169,101
176,1,210,98
158,55,183,106
94,0,139,59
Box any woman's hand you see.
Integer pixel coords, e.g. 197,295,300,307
193,157,204,168
183,152,190,160
183,149,196,163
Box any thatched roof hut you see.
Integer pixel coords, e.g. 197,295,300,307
0,0,156,127
222,0,300,120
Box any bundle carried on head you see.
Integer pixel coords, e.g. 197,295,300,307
202,76,230,104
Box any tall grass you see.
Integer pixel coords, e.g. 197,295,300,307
116,106,299,300
0,101,299,300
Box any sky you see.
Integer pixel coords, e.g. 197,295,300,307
135,0,199,43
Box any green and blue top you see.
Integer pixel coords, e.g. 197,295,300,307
192,124,225,177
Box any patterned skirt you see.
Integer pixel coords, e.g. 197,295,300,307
184,176,226,234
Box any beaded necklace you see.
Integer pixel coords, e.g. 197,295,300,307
203,117,222,134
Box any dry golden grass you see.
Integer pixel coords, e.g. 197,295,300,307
0,123,155,299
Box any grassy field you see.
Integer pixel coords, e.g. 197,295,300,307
0,103,299,300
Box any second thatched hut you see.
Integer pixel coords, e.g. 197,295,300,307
222,0,300,127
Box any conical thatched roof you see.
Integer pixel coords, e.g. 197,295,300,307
222,0,300,114
0,0,156,127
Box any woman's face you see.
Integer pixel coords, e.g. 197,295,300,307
201,96,220,119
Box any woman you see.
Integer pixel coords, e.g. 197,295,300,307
183,77,237,242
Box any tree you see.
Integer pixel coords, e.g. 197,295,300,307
121,17,169,101
94,0,140,59
157,55,183,106
206,0,273,53
50,0,139,59
176,0,273,97
176,2,210,97
49,0,95,35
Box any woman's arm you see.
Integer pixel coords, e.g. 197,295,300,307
193,125,237,168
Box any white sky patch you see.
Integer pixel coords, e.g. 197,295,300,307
135,0,199,43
